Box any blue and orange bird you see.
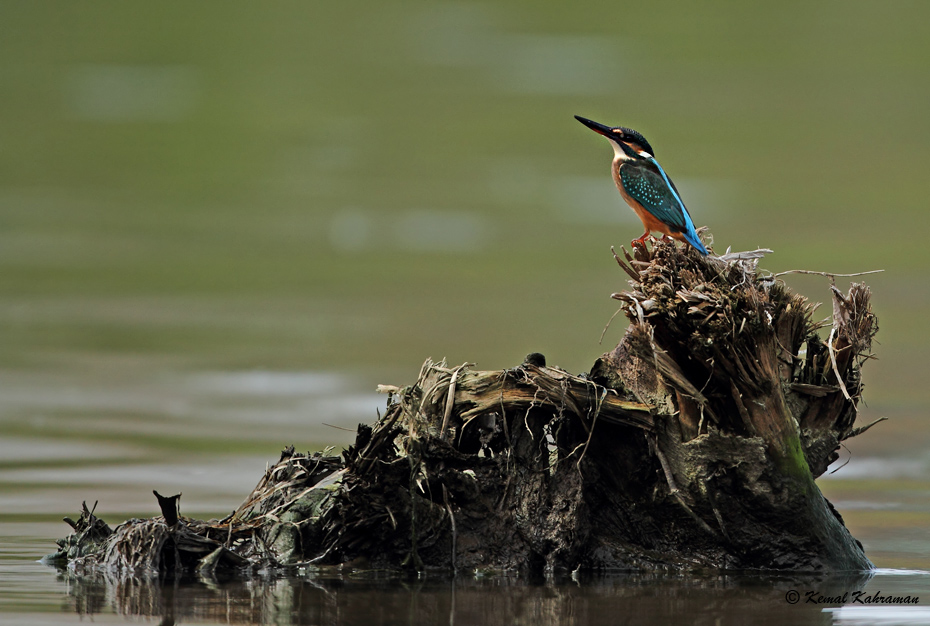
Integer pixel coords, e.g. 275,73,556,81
574,116,709,255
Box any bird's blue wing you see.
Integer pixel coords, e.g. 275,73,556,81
619,158,707,254
619,159,688,231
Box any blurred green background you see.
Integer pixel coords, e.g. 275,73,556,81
0,2,928,516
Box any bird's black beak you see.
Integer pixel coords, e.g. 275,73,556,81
574,115,614,138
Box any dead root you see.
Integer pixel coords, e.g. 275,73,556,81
50,237,880,575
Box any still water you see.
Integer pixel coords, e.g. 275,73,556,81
3,1,930,624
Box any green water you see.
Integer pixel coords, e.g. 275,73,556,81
2,1,930,623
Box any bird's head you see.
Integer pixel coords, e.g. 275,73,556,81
574,115,654,162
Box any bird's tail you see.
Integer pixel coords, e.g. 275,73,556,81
682,228,709,255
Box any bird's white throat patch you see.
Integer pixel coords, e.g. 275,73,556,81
608,138,651,161
609,138,632,161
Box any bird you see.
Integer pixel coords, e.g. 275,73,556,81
574,115,708,255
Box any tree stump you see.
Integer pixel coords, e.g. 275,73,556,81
50,239,879,575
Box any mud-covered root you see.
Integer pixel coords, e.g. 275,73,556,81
592,238,878,569
50,236,881,575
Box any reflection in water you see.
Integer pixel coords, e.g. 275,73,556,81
53,567,877,626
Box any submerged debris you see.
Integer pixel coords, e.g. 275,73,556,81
50,239,880,576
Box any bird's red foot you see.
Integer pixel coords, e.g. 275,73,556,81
631,232,650,250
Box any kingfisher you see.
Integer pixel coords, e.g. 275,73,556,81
574,115,708,255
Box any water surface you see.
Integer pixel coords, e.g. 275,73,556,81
2,1,930,623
